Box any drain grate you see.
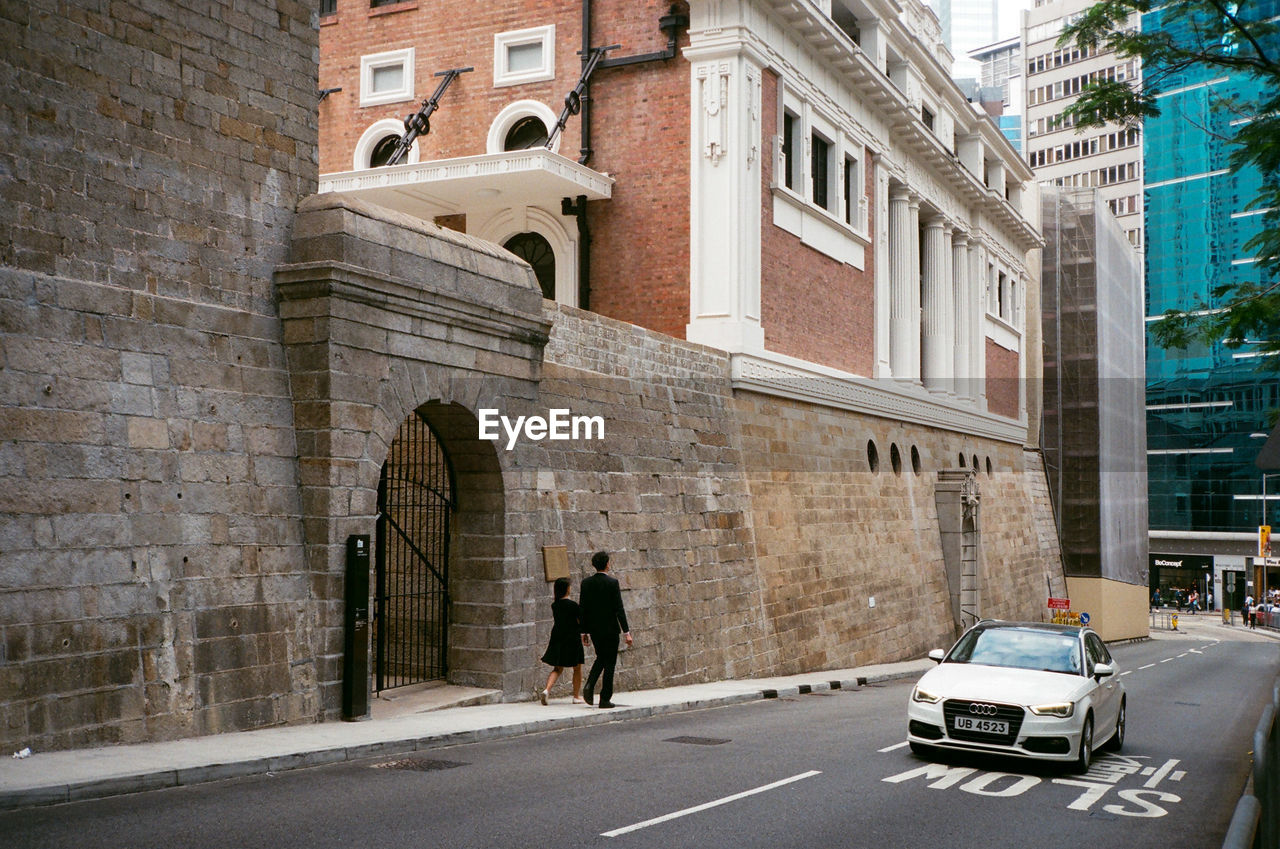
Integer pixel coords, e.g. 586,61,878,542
665,736,731,746
373,757,468,772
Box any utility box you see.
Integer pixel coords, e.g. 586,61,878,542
342,534,371,720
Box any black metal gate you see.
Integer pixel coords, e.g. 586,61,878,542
375,411,455,691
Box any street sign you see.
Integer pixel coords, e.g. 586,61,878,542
1080,612,1091,625
1048,597,1070,610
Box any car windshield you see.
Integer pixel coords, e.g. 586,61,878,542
946,627,1082,675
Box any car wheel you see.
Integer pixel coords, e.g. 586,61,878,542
1104,698,1125,752
1074,714,1094,773
909,741,935,758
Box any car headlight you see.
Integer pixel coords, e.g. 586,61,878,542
1029,701,1075,717
912,685,942,704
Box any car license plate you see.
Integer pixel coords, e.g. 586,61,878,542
953,715,1008,735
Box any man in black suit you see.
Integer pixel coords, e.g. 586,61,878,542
579,550,632,708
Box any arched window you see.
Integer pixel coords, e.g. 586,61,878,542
487,100,560,155
503,232,556,300
369,135,401,168
504,116,549,151
354,119,417,169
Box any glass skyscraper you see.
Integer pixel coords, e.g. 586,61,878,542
1144,0,1280,607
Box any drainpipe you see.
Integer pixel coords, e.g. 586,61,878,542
571,1,689,310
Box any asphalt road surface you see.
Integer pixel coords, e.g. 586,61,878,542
7,629,1277,849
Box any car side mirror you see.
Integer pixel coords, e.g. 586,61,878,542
928,649,946,664
1094,662,1115,679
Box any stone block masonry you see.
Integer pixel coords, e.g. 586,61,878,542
0,1,1066,754
1,0,321,753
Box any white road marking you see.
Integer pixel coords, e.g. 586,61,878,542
1160,658,1174,663
1120,670,1133,676
602,770,822,837
879,742,909,752
1139,664,1155,670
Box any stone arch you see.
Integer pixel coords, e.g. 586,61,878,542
276,194,551,714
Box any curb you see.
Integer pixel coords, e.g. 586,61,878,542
0,667,925,812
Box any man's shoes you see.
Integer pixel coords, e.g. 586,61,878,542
598,701,615,709
538,689,548,706
584,688,594,706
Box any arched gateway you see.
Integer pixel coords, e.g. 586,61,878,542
275,194,551,717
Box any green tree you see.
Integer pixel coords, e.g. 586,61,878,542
1059,0,1280,364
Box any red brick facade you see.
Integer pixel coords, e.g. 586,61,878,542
986,337,1021,419
318,0,691,340
758,70,876,376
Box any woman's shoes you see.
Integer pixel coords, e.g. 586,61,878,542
538,689,549,705
572,697,585,704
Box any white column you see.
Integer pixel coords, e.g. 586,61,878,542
921,216,948,392
874,158,892,378
953,231,971,401
972,242,988,411
889,186,914,380
908,195,922,382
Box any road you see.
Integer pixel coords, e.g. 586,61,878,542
7,627,1277,849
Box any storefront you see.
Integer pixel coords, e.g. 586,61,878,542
1149,553,1215,609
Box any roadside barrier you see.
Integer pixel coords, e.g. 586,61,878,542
1151,610,1178,631
1223,675,1280,849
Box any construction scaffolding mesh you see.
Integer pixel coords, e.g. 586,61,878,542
1040,186,1148,585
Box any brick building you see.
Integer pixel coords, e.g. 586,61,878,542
319,0,1041,418
1,0,1073,755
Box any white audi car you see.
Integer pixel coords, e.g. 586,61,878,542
906,620,1125,772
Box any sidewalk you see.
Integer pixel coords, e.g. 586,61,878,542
0,658,933,811
6,615,1272,813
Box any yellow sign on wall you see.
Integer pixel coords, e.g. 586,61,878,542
1263,525,1272,558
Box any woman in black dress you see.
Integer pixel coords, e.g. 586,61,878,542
538,577,586,704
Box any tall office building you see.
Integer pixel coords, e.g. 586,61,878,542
932,0,998,76
970,36,1023,154
1144,0,1280,608
1022,0,1143,249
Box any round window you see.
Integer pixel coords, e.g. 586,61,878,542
504,116,549,151
369,135,402,168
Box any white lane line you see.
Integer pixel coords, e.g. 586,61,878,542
602,770,822,837
1120,670,1133,676
879,742,908,752
1139,664,1155,670
1178,653,1188,658
1160,658,1174,663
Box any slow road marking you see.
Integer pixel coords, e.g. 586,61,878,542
602,770,822,837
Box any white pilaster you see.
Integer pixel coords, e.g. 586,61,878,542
685,43,766,355
952,231,972,401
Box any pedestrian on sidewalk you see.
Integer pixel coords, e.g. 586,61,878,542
538,577,585,705
580,550,632,709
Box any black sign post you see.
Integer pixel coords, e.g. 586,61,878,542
342,534,371,721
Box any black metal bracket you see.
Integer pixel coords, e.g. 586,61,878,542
386,66,473,167
545,44,619,152
599,6,689,68
317,86,343,101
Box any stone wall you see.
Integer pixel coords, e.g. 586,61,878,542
0,0,320,750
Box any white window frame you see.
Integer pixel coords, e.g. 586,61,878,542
486,99,561,154
493,25,556,88
771,87,870,266
360,47,415,108
353,118,419,170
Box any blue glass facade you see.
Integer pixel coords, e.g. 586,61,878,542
1143,2,1280,534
